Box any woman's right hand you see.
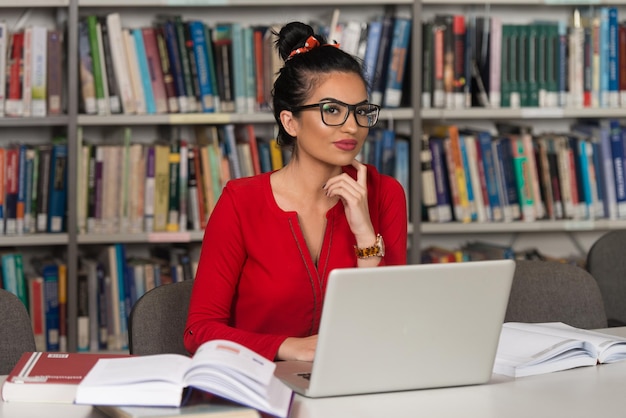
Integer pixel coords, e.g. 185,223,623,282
277,335,318,362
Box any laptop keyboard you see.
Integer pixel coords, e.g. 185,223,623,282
297,372,311,381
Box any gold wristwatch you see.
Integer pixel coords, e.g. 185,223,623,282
355,234,385,259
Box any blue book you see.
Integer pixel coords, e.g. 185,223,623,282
162,20,188,112
370,14,395,105
189,20,215,113
608,7,619,107
1,253,17,297
495,137,521,221
590,139,605,219
383,17,411,108
363,19,383,94
133,29,156,114
609,120,626,218
47,142,68,233
242,26,256,112
572,136,592,220
394,136,410,210
257,141,272,173
380,129,396,177
428,137,453,222
115,243,128,350
42,263,60,352
475,130,503,221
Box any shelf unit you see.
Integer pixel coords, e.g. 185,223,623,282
68,0,421,352
413,0,626,264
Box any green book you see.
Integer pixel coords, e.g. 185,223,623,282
86,16,107,114
500,24,513,108
526,23,539,107
173,16,197,112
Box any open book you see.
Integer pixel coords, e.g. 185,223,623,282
493,322,626,377
75,340,293,418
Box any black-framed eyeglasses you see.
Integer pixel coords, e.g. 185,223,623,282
291,100,381,128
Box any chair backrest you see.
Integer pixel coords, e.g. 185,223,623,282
586,230,626,327
128,280,194,356
0,289,36,374
504,260,607,329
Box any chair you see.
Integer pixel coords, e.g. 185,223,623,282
0,289,36,375
504,260,607,330
128,280,194,356
586,230,626,327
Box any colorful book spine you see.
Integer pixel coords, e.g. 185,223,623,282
141,27,168,114
189,20,215,113
42,263,60,352
608,7,619,107
86,16,107,115
16,144,27,234
428,137,453,222
99,18,121,114
132,29,155,114
30,25,47,117
48,142,68,233
162,21,188,113
383,17,412,108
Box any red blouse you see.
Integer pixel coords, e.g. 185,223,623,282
184,164,408,359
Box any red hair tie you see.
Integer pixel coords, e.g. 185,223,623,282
287,35,340,59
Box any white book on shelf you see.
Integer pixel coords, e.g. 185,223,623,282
30,25,47,117
105,13,135,114
123,28,146,115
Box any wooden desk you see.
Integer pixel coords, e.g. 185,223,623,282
3,327,626,418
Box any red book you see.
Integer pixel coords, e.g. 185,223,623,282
2,351,131,403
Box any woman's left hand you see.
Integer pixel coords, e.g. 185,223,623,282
322,159,376,245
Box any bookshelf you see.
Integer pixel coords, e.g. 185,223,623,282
416,0,626,263
67,0,420,352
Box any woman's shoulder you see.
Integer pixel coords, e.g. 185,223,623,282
223,172,271,196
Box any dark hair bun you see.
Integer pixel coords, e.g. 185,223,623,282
275,21,326,62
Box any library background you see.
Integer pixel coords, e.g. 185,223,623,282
0,0,625,353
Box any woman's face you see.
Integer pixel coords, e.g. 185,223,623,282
289,71,370,167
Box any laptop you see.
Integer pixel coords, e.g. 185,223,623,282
275,259,515,398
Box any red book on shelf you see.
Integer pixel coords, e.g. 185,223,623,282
2,351,131,404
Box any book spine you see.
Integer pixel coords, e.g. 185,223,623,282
6,32,24,117
86,16,107,115
0,23,7,116
451,15,465,109
99,18,121,114
21,28,32,117
16,144,27,234
48,142,68,233
187,146,201,231
124,29,147,115
28,276,46,351
421,21,433,109
132,28,156,114
599,122,618,219
153,144,170,232
370,14,395,106
166,141,180,232
421,135,438,222
511,136,535,221
174,16,197,112
477,131,503,221
570,9,585,108
5,147,18,235
30,26,47,117
383,17,411,108
106,13,135,114
163,21,188,113
608,7,619,107
189,20,215,113
154,26,178,113
428,137,453,222
178,140,188,231
78,21,97,115
43,263,60,351
144,145,155,232
183,22,201,113
489,16,502,108
141,27,168,114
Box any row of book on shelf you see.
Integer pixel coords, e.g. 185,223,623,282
0,20,64,118
0,244,198,353
421,241,585,266
423,6,626,110
78,124,409,235
79,10,412,116
421,119,626,224
0,140,67,235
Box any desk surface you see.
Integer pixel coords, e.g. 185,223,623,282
3,327,626,418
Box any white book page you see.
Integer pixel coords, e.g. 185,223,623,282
82,354,190,386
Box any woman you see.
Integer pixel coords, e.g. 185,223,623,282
184,21,408,361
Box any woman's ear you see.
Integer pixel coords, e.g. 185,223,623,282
280,110,299,138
